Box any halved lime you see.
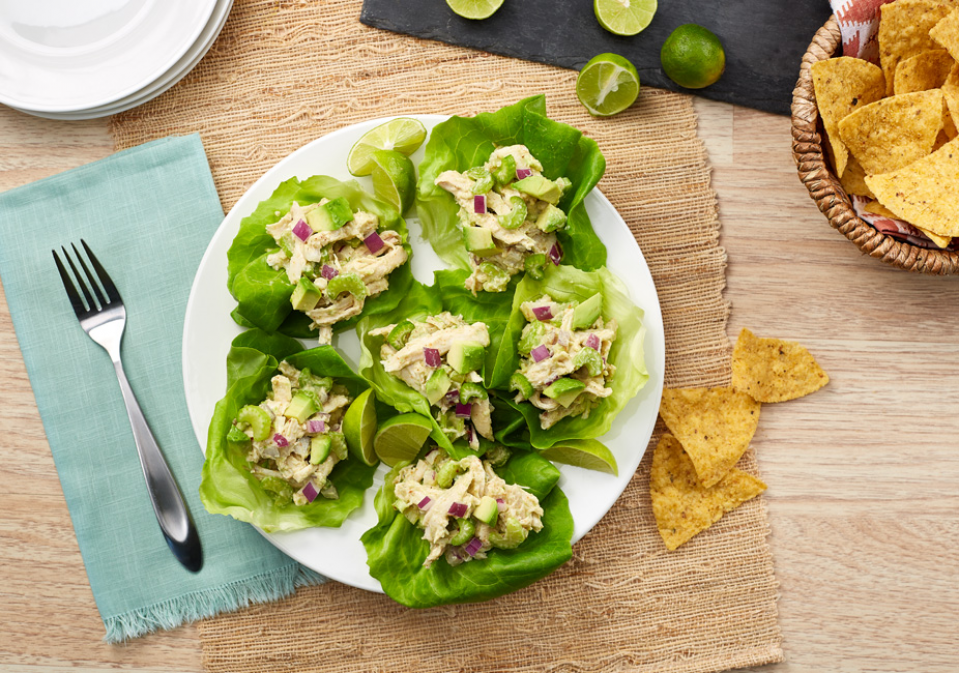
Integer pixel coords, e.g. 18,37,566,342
373,413,433,467
576,53,641,117
343,388,378,466
446,0,504,20
594,0,657,37
660,24,726,89
370,149,416,215
541,438,618,476
347,118,427,177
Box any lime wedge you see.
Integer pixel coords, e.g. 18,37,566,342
343,388,378,466
541,438,618,476
446,0,504,20
347,118,427,177
576,53,641,117
373,413,433,467
370,149,416,215
594,0,657,36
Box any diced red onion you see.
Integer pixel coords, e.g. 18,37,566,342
496,498,506,512
545,376,560,387
474,194,486,214
292,219,311,242
302,481,318,503
465,423,474,443
306,419,326,434
423,348,441,368
586,334,600,351
321,264,338,280
448,502,468,518
273,433,289,447
531,345,551,363
364,231,384,254
444,389,460,405
532,305,553,321
549,243,562,266
464,536,483,556
417,496,433,511
516,168,532,180
424,448,438,462
455,403,472,419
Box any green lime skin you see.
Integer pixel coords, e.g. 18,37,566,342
660,24,726,90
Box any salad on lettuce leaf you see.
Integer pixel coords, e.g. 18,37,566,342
200,329,377,532
227,175,413,342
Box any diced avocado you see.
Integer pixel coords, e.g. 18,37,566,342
227,425,250,443
518,322,547,355
497,196,527,230
277,234,295,256
448,341,486,374
459,381,488,403
571,293,603,330
326,272,368,300
513,175,562,204
484,444,512,467
554,177,572,195
509,372,534,400
387,320,415,350
237,405,272,442
284,391,319,423
524,253,548,280
476,262,511,292
424,369,452,405
492,154,516,186
329,432,348,460
449,517,475,546
306,197,353,232
573,348,604,376
490,517,529,549
463,226,498,257
290,277,322,312
310,435,332,465
543,378,587,408
474,495,499,526
536,204,567,233
298,368,332,393
258,476,294,506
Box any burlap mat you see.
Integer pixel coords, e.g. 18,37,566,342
112,1,783,671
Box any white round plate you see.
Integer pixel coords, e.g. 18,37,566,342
183,115,666,593
0,0,217,112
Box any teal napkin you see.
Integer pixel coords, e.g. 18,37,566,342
0,135,319,642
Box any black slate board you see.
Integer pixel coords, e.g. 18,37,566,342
360,0,833,115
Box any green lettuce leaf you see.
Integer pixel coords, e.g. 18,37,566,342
361,450,572,608
199,329,377,532
491,264,648,449
416,94,607,273
226,175,413,335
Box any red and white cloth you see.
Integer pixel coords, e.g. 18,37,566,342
832,0,894,61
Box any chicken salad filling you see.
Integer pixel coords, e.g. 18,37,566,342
370,312,494,450
510,293,618,430
392,447,544,567
265,199,408,344
229,361,353,506
435,145,571,294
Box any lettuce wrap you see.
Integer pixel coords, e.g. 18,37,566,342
199,329,377,532
491,264,648,449
227,175,413,338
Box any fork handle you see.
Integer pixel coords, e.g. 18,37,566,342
113,361,203,572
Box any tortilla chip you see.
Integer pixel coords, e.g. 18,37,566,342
930,9,959,63
864,200,900,218
866,137,959,236
894,49,955,94
839,155,876,198
732,328,830,403
650,434,767,551
942,64,959,126
917,225,953,247
658,388,761,488
811,57,886,177
879,0,953,95
838,90,944,174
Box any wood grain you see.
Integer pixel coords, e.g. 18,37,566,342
0,99,956,672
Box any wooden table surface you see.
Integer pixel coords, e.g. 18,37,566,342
1,98,956,673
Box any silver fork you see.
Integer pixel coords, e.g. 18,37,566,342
53,240,202,573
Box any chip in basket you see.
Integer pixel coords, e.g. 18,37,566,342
942,65,959,127
878,0,952,95
731,328,829,403
839,155,875,199
929,7,959,63
650,434,766,551
893,49,954,94
862,200,951,250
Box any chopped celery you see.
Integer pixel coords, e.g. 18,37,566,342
237,405,272,442
459,381,488,403
509,372,534,400
498,196,527,230
490,517,529,549
326,272,368,300
492,155,516,186
518,322,547,355
573,348,604,376
387,320,415,350
524,253,548,280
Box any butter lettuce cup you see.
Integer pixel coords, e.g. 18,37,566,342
200,329,378,532
227,175,413,343
491,264,648,449
417,95,607,293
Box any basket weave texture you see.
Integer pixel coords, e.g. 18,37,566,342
791,16,959,275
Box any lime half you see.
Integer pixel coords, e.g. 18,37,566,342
373,413,433,467
541,438,618,476
347,118,427,177
446,0,504,20
594,0,657,36
660,24,726,89
370,149,416,214
343,388,378,466
576,53,641,117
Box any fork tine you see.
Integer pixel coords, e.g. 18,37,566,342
53,250,87,317
62,246,97,311
72,242,107,307
81,240,122,304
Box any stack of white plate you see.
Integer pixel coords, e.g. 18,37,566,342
0,0,233,120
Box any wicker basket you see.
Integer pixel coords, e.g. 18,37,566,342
791,16,959,275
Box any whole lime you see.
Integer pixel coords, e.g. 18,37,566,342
660,24,726,89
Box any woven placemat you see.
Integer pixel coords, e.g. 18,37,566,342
112,1,783,671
